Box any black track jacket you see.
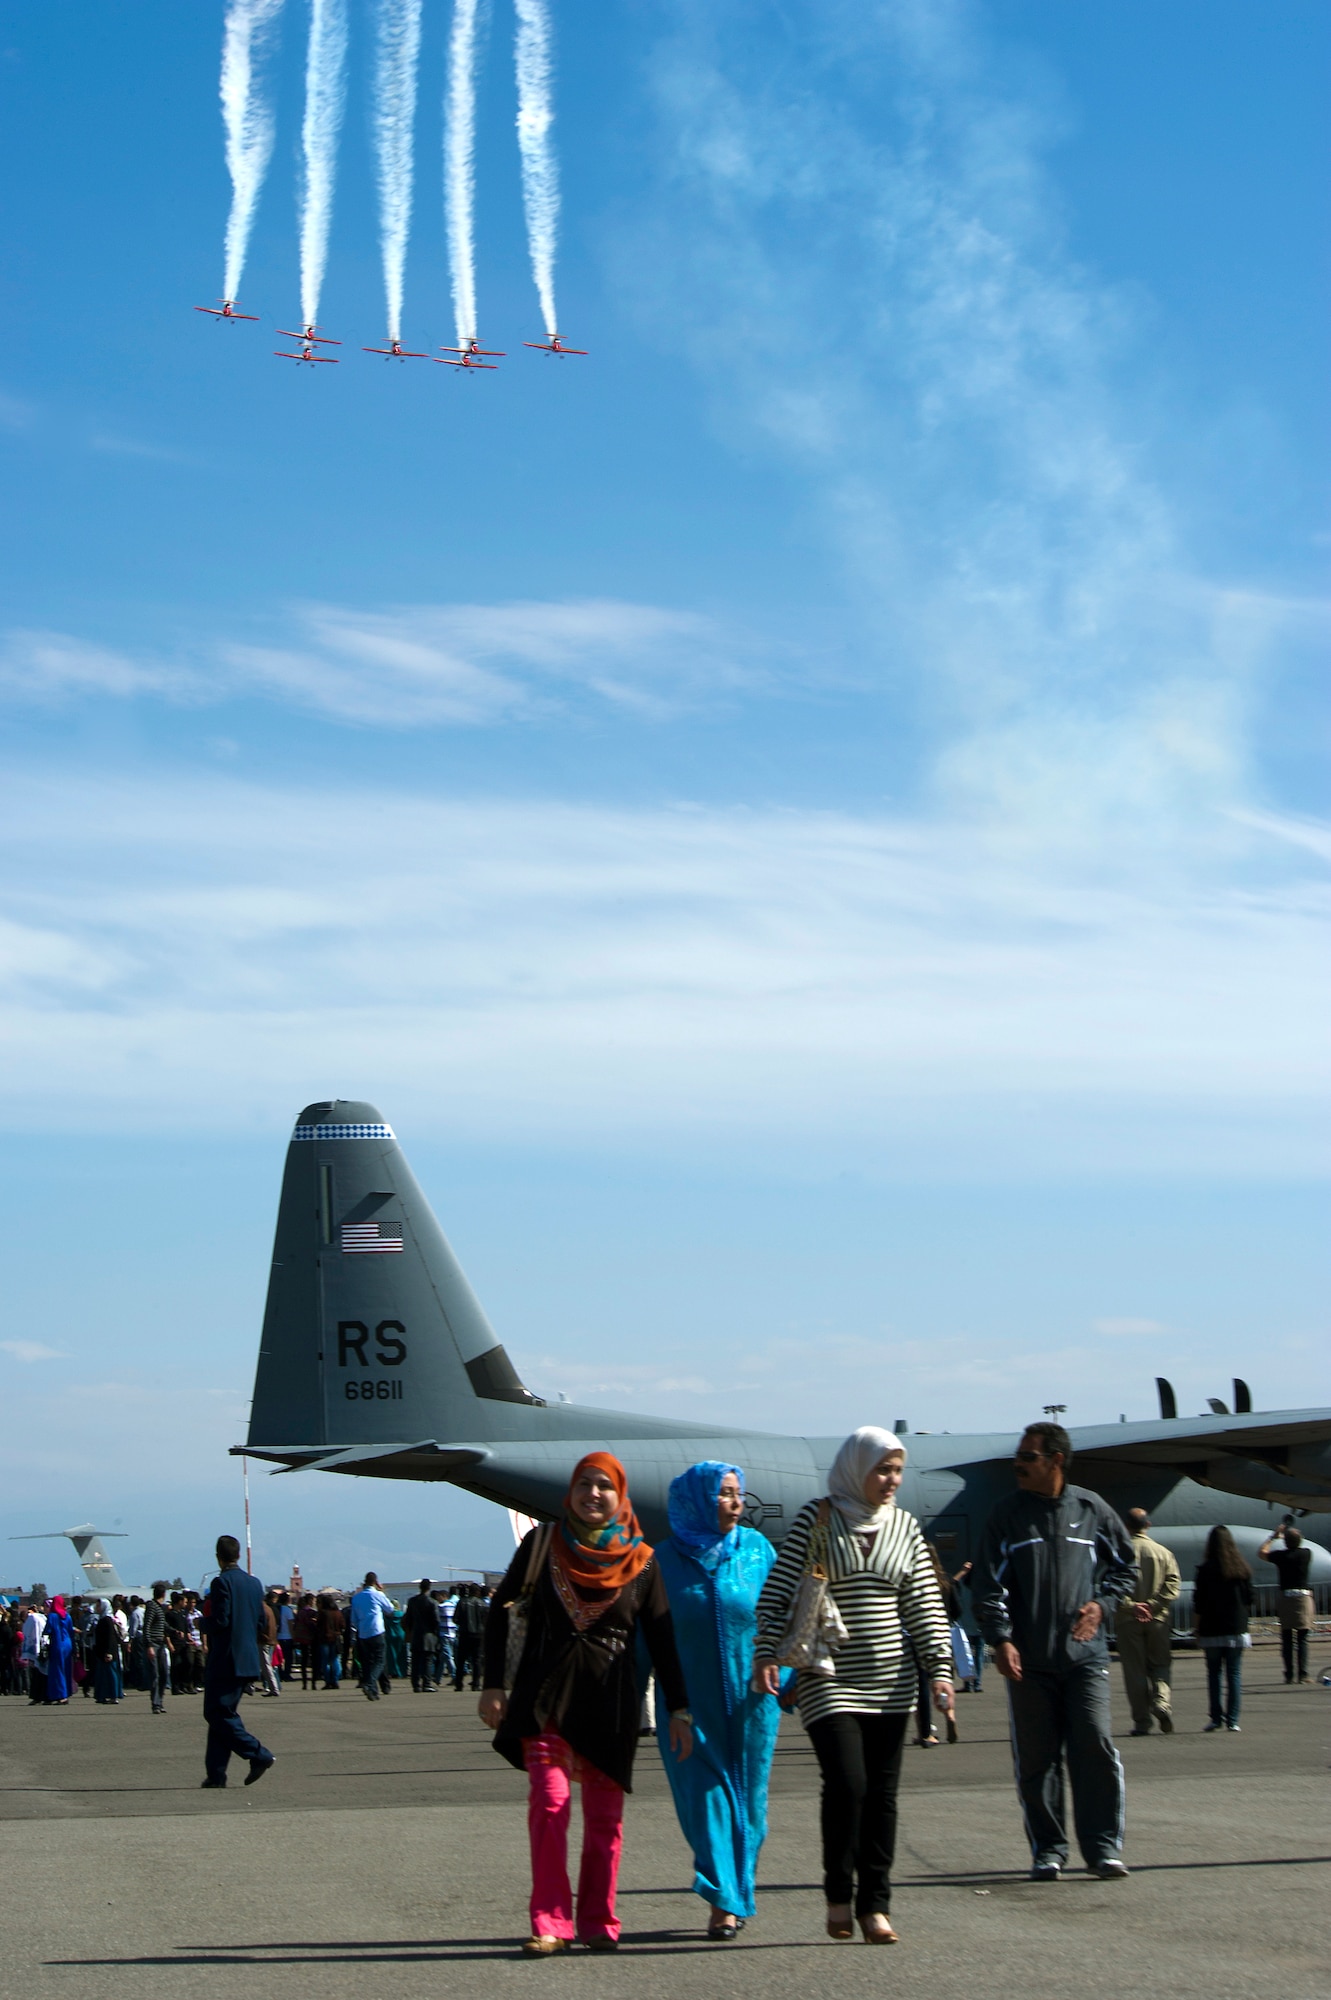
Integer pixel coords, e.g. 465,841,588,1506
974,1484,1137,1673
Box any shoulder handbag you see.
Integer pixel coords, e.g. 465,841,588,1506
503,1523,554,1689
773,1501,850,1677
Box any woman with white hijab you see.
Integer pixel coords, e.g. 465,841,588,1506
752,1427,952,1944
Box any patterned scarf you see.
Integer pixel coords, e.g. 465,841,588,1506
550,1452,652,1618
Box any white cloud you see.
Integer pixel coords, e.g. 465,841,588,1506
0,630,196,704
0,1340,66,1363
0,598,756,729
625,2,1314,829
0,766,1324,1174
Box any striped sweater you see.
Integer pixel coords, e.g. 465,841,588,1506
755,1500,952,1726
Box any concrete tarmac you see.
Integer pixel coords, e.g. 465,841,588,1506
2,1646,1327,2000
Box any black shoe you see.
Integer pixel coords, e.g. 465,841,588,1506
244,1755,275,1787
200,1777,227,1789
1030,1861,1061,1882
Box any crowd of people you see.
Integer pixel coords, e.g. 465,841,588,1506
1,1587,209,1704
0,1577,495,1704
4,1421,1319,1956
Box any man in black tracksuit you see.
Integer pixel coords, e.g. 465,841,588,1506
974,1421,1138,1881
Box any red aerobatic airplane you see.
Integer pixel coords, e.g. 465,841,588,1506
195,299,259,322
523,332,587,357
362,338,429,360
276,323,341,365
277,323,341,349
436,337,505,372
275,340,339,367
435,336,505,373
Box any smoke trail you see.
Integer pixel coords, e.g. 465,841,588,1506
444,0,482,349
513,0,559,337
371,0,424,342
220,0,286,304
299,0,349,328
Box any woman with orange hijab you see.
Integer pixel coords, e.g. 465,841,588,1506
481,1452,693,1956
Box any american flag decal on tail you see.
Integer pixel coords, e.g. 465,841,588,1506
341,1221,404,1254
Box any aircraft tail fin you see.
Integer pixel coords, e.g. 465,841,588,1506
10,1527,128,1595
246,1101,544,1463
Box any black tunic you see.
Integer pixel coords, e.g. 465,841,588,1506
484,1531,688,1793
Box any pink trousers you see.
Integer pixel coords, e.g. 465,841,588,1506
523,1731,625,1942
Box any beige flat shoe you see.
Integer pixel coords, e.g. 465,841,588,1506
826,1904,854,1940
860,1915,900,1944
521,1936,570,1957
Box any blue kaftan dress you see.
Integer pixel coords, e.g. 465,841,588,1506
655,1466,785,1919
44,1609,74,1701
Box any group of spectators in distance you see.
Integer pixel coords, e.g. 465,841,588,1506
341,1573,490,1697
0,1574,496,1705
1,1587,205,1704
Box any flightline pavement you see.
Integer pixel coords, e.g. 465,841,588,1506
1,1644,1327,2000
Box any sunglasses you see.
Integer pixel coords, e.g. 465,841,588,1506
1013,1449,1050,1463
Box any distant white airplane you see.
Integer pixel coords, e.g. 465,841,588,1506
9,1525,149,1598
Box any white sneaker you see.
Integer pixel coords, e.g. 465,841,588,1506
1093,1859,1129,1880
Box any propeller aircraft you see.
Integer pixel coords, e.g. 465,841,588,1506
275,341,339,367
236,1101,1331,1594
522,332,587,357
277,323,341,349
195,299,259,322
362,338,429,361
436,338,505,372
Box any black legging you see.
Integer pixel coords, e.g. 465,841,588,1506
806,1711,909,1916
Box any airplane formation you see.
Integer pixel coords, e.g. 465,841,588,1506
195,302,587,371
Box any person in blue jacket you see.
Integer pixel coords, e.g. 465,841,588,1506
200,1535,275,1790
655,1462,785,1940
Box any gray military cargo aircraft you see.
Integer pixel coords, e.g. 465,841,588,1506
237,1102,1331,1583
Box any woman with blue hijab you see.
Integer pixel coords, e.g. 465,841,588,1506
655,1461,784,1940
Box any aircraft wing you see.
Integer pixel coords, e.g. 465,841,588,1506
1069,1408,1331,1462
234,1440,489,1481
1065,1407,1331,1510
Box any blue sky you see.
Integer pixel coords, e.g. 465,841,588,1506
0,2,1326,1591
